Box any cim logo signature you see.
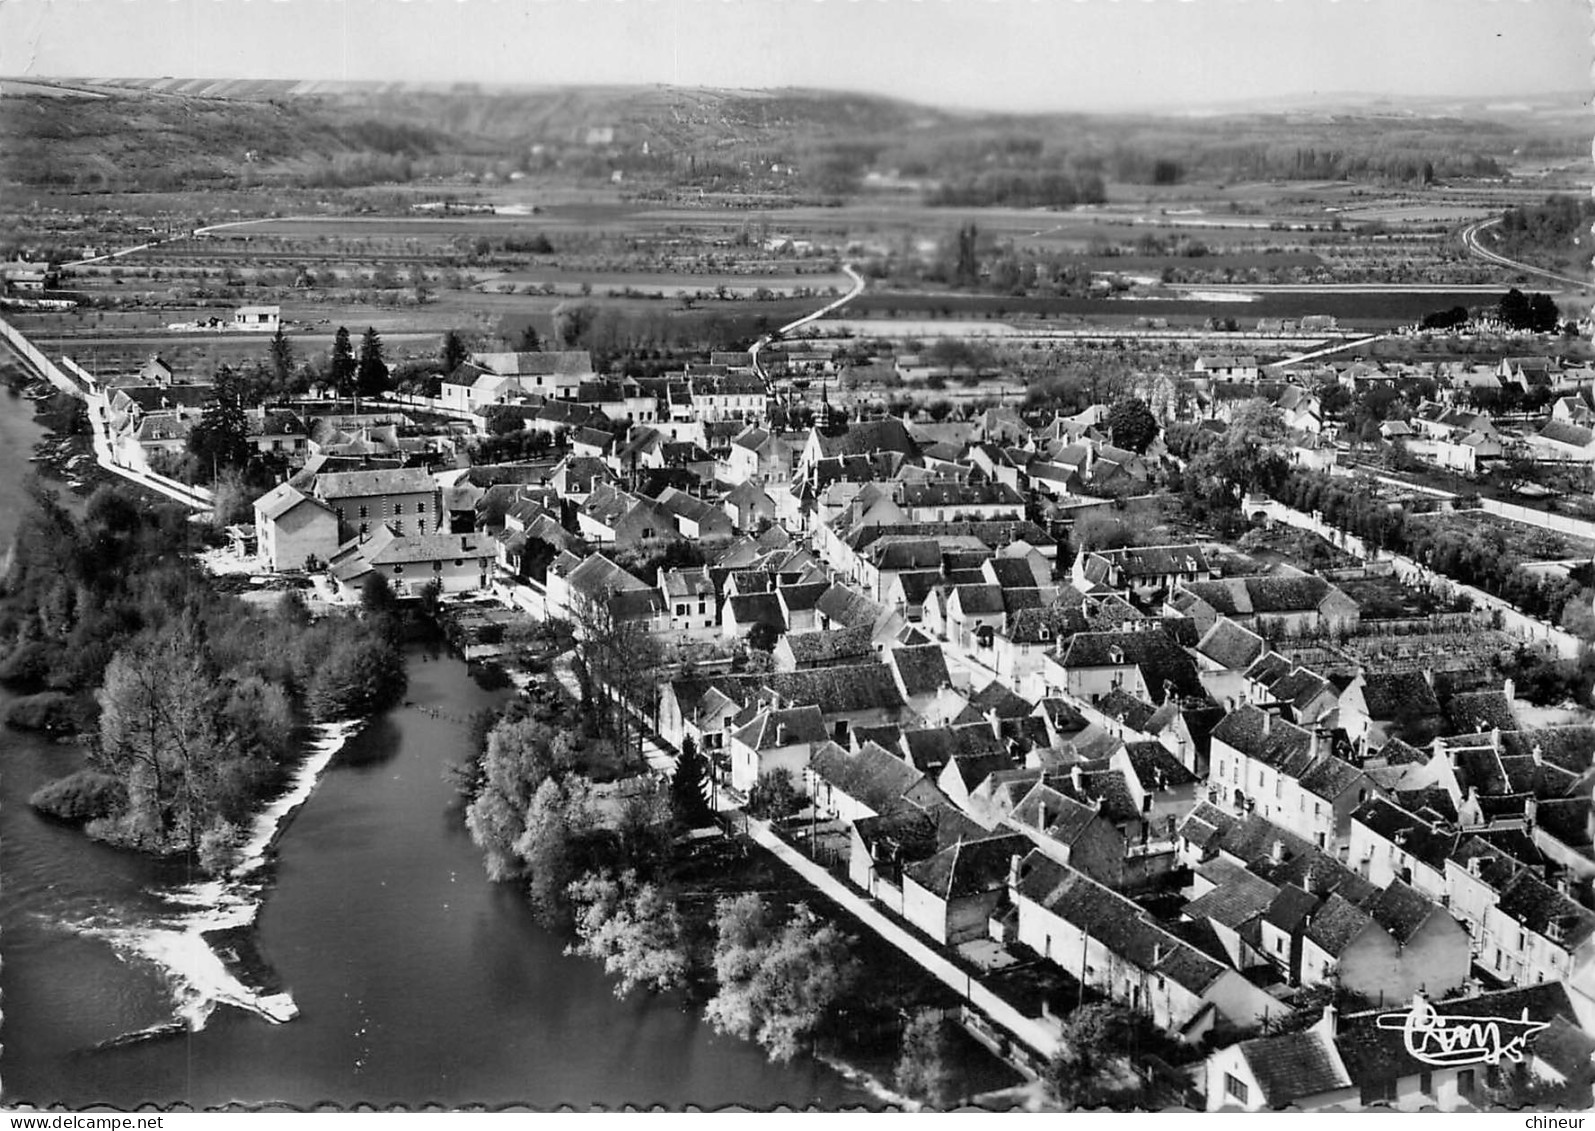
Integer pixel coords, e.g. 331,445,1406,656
1375,997,1550,1067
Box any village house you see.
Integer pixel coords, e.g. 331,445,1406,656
1296,881,1471,1002
902,831,1033,946
328,527,496,597
1009,851,1283,1043
312,467,443,543
253,482,340,572
728,704,829,793
1205,983,1587,1112
1339,670,1443,750
1072,544,1214,601
1170,575,1361,637
1041,625,1203,706
1208,705,1374,850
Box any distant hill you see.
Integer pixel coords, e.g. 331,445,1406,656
0,77,1583,196
0,78,951,191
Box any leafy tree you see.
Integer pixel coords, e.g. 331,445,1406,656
209,468,260,527
551,302,596,349
1107,397,1160,454
356,327,389,398
361,572,397,613
187,390,252,481
745,767,803,820
465,715,579,880
513,773,597,925
570,589,662,762
1045,1002,1163,1110
1072,512,1138,553
895,1009,958,1108
93,621,222,853
566,869,693,998
302,622,407,721
1529,292,1562,334
483,405,526,436
330,326,356,397
267,326,295,392
1499,288,1532,330
441,329,469,373
516,322,543,352
705,895,860,1062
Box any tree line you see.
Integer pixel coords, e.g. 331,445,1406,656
5,483,405,868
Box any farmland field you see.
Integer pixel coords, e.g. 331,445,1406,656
842,288,1497,327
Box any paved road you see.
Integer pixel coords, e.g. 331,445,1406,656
750,262,865,385
1461,218,1591,290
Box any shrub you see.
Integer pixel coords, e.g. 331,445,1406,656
30,769,126,823
5,690,89,733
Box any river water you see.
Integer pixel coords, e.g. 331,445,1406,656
0,389,867,1109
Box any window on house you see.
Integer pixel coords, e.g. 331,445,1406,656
359,523,370,537
676,604,686,616
1223,1075,1249,1104
455,559,463,567
394,502,404,514
417,501,425,513
433,561,442,571
393,520,404,534
393,565,405,575
1275,778,1282,799
359,505,369,519
1275,936,1285,954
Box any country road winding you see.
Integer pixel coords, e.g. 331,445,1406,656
1460,217,1591,290
750,262,865,386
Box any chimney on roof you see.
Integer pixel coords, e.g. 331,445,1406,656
775,721,788,746
1468,855,1483,877
1310,729,1324,760
1070,763,1084,793
1491,726,1502,753
1316,1001,1338,1040
1270,840,1285,864
1261,711,1272,738
1526,796,1538,830
1556,872,1575,898
1531,742,1544,767
1152,943,1163,966
1008,852,1025,889
1504,677,1516,704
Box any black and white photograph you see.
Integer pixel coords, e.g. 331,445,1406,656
0,0,1592,1114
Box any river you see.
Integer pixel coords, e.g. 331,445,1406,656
0,388,868,1109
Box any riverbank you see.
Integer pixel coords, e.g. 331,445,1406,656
67,719,368,1034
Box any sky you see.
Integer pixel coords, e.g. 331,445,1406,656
0,0,1588,113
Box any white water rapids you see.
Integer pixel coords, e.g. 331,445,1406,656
62,719,364,1036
